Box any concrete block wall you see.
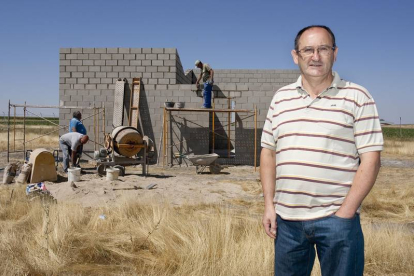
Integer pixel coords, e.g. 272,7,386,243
59,48,300,165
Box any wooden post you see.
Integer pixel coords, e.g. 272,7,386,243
212,100,215,154
93,106,96,152
13,106,16,152
7,100,10,163
163,107,167,167
227,96,231,158
254,105,257,172
23,101,26,161
102,103,105,138
97,107,100,146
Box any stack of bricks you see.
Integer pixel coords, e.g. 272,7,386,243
59,48,300,165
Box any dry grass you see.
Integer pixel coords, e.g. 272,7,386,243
0,126,60,151
382,140,414,156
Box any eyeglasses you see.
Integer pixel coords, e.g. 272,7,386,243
296,45,336,57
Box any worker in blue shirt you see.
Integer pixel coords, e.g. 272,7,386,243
68,111,87,166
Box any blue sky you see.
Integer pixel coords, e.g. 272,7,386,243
0,0,413,123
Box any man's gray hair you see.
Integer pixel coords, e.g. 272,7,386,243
73,111,81,118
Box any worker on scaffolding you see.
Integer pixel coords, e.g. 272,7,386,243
69,111,87,166
195,60,214,108
59,132,89,173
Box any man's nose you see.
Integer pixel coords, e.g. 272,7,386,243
311,49,320,61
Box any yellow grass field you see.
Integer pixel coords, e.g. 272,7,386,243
0,127,413,275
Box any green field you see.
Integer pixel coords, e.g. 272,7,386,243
0,116,59,126
382,126,414,140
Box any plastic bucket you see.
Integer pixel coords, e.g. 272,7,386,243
106,168,120,181
68,167,81,182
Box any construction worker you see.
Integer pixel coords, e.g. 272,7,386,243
59,132,89,173
195,60,214,108
69,111,87,165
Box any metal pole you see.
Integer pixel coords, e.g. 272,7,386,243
163,107,167,167
228,96,230,158
23,101,26,161
212,100,215,154
13,106,16,152
254,105,257,172
7,100,10,163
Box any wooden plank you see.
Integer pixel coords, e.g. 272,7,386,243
129,78,141,128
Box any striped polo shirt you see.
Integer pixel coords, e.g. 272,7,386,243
261,71,383,220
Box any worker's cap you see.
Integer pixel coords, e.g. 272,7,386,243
194,60,201,67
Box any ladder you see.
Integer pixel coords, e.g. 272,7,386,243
129,78,141,130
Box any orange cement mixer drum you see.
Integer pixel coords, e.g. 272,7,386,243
111,126,143,157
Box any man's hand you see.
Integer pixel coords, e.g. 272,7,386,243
263,206,277,239
195,82,200,90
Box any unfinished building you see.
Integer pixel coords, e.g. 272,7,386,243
59,48,300,166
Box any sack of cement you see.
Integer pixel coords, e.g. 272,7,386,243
3,162,19,184
16,163,32,184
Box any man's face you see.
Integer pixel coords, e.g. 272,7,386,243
291,28,338,79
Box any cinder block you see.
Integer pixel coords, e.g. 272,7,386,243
107,72,118,78
101,66,113,72
101,78,114,84
152,60,163,66
142,48,151,53
88,54,100,60
119,48,130,54
130,48,142,54
82,95,94,101
146,66,157,73
118,60,129,66
90,78,100,84
94,95,107,102
71,48,82,53
65,66,76,72
78,78,88,84
136,54,145,60
152,72,163,78
71,95,83,102
164,48,176,54
86,84,97,89
148,79,158,85
84,72,95,78
158,54,169,60
142,60,151,66
170,67,177,73
95,72,106,78
60,60,70,65
143,73,151,78
131,72,143,78
95,48,107,54
158,79,170,85
82,48,94,54
125,66,136,72
89,66,100,72
156,85,168,90
157,66,169,72
60,72,71,78
94,60,105,66
164,60,175,66
112,54,123,59
107,48,118,53
124,54,135,59
66,54,77,60
119,72,131,78
106,60,117,66
82,60,93,66
60,48,71,54
130,60,142,66
164,73,175,78
97,84,108,90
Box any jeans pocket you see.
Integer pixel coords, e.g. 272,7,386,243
332,214,355,221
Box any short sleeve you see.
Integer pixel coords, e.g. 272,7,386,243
261,100,277,151
354,98,384,154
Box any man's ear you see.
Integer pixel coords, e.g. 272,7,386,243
334,47,338,62
291,49,299,65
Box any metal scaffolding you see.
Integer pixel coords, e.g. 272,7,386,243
162,104,258,171
6,101,105,163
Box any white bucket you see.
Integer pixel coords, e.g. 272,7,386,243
68,167,81,182
106,168,120,181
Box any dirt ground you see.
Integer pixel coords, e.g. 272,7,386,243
34,164,260,208
1,150,413,208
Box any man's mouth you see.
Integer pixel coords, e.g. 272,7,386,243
309,64,322,67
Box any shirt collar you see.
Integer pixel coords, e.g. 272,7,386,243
295,71,342,97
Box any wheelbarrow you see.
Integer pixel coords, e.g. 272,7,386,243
184,153,223,174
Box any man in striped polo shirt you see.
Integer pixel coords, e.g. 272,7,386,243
261,25,383,275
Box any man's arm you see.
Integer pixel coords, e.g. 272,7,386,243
195,73,202,88
70,147,78,167
209,69,214,83
260,147,277,239
335,151,381,218
71,126,77,132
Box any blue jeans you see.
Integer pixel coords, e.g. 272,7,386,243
274,214,364,276
203,82,212,108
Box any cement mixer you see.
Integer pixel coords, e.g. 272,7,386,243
95,126,153,176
